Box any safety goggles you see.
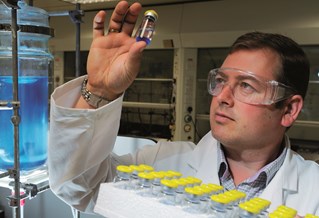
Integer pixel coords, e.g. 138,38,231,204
207,68,296,105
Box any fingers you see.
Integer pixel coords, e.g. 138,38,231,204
108,1,142,35
93,10,106,39
121,2,142,35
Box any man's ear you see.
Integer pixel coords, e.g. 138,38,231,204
281,95,303,127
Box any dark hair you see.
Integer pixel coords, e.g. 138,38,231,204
229,31,310,102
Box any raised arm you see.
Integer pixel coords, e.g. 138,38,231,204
75,1,147,109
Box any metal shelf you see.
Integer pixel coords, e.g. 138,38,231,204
123,101,173,109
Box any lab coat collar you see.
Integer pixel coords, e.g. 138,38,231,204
186,132,220,184
260,135,298,209
187,133,298,210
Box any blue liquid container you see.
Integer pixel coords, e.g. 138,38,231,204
136,10,158,45
0,1,53,171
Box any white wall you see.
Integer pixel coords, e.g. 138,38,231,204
48,0,319,51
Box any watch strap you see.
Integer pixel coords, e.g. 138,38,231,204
81,77,110,108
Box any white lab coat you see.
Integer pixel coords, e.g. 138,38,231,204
48,77,319,216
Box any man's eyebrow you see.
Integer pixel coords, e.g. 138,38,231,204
218,70,262,84
236,74,261,83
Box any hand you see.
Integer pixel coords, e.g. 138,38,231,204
84,1,146,103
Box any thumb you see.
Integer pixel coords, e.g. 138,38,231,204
126,41,147,76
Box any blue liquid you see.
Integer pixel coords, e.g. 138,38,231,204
136,36,151,45
0,76,48,171
135,26,154,45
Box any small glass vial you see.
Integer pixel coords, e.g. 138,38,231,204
129,164,144,190
135,10,158,45
113,165,133,189
173,178,188,205
159,179,178,206
136,172,155,197
224,190,247,217
197,185,216,213
183,186,204,214
249,197,270,218
238,202,261,218
150,171,165,197
209,194,232,218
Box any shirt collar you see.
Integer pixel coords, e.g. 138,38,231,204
217,140,288,186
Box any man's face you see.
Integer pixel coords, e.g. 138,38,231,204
210,49,287,150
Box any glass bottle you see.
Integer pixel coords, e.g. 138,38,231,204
136,172,155,197
248,197,270,218
224,190,246,217
159,179,178,206
150,171,165,197
113,165,133,189
183,186,204,214
173,178,188,206
209,194,232,218
238,201,261,218
135,10,158,45
129,164,144,189
0,0,53,171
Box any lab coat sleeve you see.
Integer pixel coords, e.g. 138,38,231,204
48,77,123,213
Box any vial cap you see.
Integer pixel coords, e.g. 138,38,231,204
129,164,144,172
227,189,247,199
116,165,133,173
305,214,319,218
206,183,224,192
195,185,211,194
150,171,165,179
268,213,282,218
276,205,297,216
163,171,175,179
139,164,154,172
249,197,271,208
172,178,188,186
185,176,202,185
238,202,261,214
160,179,178,188
178,178,192,186
144,10,158,21
210,194,232,204
185,186,204,196
138,172,155,180
270,210,294,218
166,170,182,178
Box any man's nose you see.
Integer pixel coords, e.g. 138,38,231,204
215,84,235,106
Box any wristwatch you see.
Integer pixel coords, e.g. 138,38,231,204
81,77,110,108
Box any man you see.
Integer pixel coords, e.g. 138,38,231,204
48,0,319,216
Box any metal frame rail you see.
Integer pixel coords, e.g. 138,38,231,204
0,0,22,217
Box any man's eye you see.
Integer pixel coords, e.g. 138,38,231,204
239,82,256,93
215,76,225,84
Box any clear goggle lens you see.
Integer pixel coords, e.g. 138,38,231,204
207,68,295,105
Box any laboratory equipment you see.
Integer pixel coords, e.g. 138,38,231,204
0,0,54,171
